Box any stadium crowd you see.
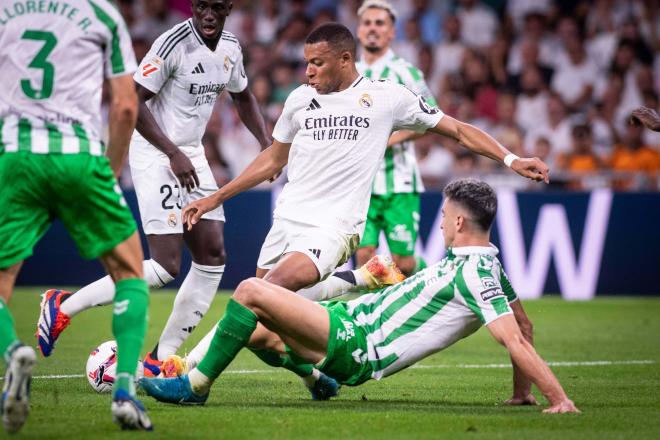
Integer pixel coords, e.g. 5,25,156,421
110,0,660,190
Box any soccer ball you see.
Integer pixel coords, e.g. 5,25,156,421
85,340,143,393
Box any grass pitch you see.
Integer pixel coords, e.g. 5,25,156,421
4,289,660,439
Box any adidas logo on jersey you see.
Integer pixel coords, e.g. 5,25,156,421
308,248,321,258
305,99,322,111
191,62,205,74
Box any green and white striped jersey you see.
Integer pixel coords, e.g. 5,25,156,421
356,49,438,195
345,245,517,380
0,0,137,155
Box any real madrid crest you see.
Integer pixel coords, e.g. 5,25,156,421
359,93,373,108
167,212,178,227
223,56,231,72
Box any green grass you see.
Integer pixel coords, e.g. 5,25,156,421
4,289,660,439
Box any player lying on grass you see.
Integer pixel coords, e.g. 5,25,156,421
154,21,550,399
140,179,580,414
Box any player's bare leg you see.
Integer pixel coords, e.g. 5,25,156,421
392,254,416,276
262,251,321,291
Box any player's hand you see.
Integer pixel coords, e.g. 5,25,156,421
542,399,580,414
510,157,550,183
169,150,200,192
630,107,660,131
504,394,539,406
182,195,220,231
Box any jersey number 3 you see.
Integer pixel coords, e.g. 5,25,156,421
20,30,57,100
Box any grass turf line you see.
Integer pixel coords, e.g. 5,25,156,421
4,288,660,439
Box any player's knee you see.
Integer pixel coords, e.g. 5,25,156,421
153,257,180,279
233,277,264,307
356,247,376,265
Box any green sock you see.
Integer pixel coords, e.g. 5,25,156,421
0,298,20,365
111,278,149,398
197,299,257,380
251,349,314,377
413,256,427,274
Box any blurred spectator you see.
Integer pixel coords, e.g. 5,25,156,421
491,92,525,158
431,15,465,91
254,0,281,44
415,135,454,189
557,124,603,189
132,0,185,44
551,34,599,112
507,12,559,78
515,66,549,134
524,93,573,159
270,61,301,104
610,119,660,189
392,17,424,65
397,0,442,46
456,0,498,50
274,13,311,64
507,38,554,91
460,51,499,122
506,0,553,32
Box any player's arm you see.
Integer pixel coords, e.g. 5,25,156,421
630,107,660,132
133,83,199,191
229,87,272,149
387,129,424,147
487,315,579,413
106,75,138,177
182,140,291,229
506,300,538,405
429,115,549,183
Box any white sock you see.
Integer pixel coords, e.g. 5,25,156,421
154,263,224,360
188,367,212,395
61,259,173,318
297,270,367,301
301,368,322,388
185,322,218,370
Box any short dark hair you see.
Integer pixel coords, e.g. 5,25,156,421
443,179,497,232
305,22,356,59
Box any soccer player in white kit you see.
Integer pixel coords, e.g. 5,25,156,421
36,0,272,377
153,22,550,396
141,178,579,414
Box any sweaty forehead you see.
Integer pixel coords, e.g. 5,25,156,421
360,8,393,24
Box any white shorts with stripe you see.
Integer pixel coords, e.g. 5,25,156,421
130,152,224,235
257,217,359,280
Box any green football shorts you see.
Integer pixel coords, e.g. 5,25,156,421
359,193,420,256
0,152,137,268
315,301,373,386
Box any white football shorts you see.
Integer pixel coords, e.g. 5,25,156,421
257,217,360,280
130,159,225,235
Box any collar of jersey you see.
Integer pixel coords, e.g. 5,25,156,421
449,244,499,257
325,75,365,95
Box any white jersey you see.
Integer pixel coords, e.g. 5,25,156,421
130,19,247,167
0,0,136,154
272,76,443,236
356,49,438,195
345,246,517,380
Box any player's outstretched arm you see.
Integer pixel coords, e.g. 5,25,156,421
230,87,273,149
429,116,550,183
487,314,579,413
182,140,291,230
630,106,660,132
134,84,199,191
505,300,538,406
106,74,138,177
